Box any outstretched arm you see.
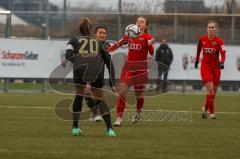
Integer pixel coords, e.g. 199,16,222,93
107,36,128,53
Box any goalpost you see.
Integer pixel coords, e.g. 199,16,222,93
0,10,11,38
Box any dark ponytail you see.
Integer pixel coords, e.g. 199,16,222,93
79,18,92,36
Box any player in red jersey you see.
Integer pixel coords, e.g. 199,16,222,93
107,16,155,126
195,21,226,119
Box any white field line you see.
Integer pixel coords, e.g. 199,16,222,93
0,105,240,115
0,149,65,155
0,105,54,109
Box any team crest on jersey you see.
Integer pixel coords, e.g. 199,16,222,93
212,41,218,46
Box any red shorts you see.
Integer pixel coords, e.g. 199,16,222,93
120,63,148,87
201,64,221,86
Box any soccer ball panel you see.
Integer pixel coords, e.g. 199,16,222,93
125,24,140,39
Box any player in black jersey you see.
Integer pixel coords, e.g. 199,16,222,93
65,18,117,137
85,26,116,122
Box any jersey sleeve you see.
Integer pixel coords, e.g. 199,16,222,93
219,39,226,63
146,34,154,56
99,45,116,87
65,37,78,62
107,36,128,53
102,41,110,51
196,37,203,62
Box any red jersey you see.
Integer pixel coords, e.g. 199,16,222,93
196,35,226,67
126,33,154,61
108,33,154,62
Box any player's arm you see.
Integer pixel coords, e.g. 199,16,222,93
107,36,128,53
65,37,77,63
100,47,116,87
195,38,202,68
219,40,226,69
147,34,155,56
148,43,154,56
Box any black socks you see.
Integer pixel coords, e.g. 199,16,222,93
72,95,83,128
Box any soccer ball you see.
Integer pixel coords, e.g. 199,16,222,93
125,24,140,39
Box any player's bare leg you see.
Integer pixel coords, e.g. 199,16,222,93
113,82,129,126
203,82,216,119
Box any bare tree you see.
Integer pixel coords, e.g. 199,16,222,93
225,0,236,13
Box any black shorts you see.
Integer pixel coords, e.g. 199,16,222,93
73,67,105,88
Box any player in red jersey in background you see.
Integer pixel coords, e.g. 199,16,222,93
195,21,226,119
108,16,155,126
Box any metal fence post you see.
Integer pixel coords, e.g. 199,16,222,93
182,80,186,93
174,0,178,42
5,13,11,38
231,15,235,42
230,0,236,43
63,0,67,37
184,25,188,43
44,0,49,39
4,78,9,93
42,79,48,92
5,0,12,38
118,0,122,40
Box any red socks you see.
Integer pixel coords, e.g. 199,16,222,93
117,96,126,118
205,94,215,114
117,96,145,118
136,97,144,113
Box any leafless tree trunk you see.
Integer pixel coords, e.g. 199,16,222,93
225,0,235,13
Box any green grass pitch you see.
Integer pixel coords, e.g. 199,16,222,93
0,92,240,159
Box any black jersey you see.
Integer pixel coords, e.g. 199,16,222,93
96,40,114,86
66,36,115,87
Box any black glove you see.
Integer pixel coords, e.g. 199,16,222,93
219,62,224,69
194,60,199,69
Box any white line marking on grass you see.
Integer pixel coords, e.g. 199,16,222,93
123,109,240,115
0,105,54,109
0,149,65,154
0,105,240,115
192,111,240,115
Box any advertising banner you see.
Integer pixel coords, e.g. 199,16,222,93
0,39,239,81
